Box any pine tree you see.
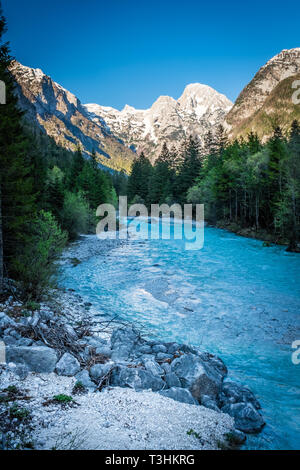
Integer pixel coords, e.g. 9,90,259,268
215,125,228,154
176,135,202,202
265,126,287,229
67,145,84,190
127,152,152,204
149,143,175,204
283,120,300,250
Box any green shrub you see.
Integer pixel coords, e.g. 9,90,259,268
53,394,73,403
61,191,92,240
9,404,30,420
13,210,67,299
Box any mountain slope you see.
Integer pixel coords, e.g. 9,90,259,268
226,48,300,139
9,61,136,172
84,84,232,161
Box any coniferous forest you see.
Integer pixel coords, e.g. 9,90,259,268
1,5,300,303
0,0,300,453
127,125,300,251
0,11,120,298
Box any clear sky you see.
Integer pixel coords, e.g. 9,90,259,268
3,0,300,110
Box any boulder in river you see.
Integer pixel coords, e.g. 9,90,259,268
222,402,265,433
218,381,261,409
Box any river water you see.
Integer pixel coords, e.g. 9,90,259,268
60,220,300,450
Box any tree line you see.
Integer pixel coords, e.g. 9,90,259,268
127,124,300,251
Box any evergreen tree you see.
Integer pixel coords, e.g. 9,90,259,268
127,152,152,204
67,145,84,190
149,143,175,204
0,9,36,290
176,135,202,202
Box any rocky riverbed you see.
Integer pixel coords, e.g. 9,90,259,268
0,273,265,450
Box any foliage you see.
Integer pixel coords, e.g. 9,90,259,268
13,211,67,299
52,394,74,403
127,121,300,250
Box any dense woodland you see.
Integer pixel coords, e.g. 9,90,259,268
127,125,300,251
0,11,123,298
0,9,299,301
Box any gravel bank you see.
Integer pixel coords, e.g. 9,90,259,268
0,368,234,450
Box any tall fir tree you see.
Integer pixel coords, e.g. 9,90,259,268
0,8,36,290
176,135,202,203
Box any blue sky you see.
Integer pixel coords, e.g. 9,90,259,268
3,0,300,109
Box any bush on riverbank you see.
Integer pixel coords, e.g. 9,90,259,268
12,211,67,299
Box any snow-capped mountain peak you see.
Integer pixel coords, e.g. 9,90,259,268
84,84,232,160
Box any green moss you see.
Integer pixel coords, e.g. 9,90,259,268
9,404,30,420
24,301,40,311
72,381,86,394
52,394,73,403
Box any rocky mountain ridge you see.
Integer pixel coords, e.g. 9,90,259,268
9,61,135,172
9,61,232,168
84,83,233,161
226,48,300,138
9,47,300,171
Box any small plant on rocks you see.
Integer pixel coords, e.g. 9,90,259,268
72,381,87,395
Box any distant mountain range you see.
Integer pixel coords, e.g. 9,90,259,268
84,83,232,162
9,47,300,172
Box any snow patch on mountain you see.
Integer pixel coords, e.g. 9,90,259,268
84,83,232,159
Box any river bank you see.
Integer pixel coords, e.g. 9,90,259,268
58,227,300,450
0,235,267,450
213,219,300,252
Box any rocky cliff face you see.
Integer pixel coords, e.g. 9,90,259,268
10,61,232,168
9,48,300,170
84,83,233,161
9,61,136,172
226,48,300,139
